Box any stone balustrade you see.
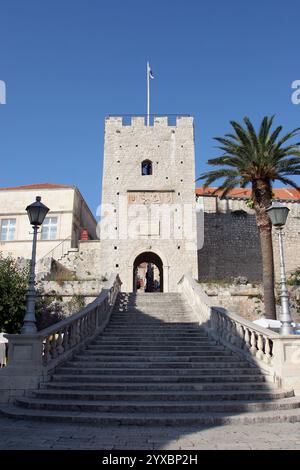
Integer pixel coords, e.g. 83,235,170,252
0,273,122,403
178,274,300,394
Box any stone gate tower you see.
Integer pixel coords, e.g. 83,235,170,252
99,115,198,292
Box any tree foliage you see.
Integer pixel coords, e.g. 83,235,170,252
197,116,300,320
0,253,29,333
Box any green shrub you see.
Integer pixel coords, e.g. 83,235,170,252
0,254,29,333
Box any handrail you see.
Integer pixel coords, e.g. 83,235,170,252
8,273,122,371
178,274,280,370
38,235,72,262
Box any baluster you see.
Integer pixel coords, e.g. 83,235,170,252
256,333,264,360
230,321,237,346
244,328,251,351
69,324,75,347
76,319,81,345
250,330,257,355
62,327,69,352
50,334,58,359
226,318,232,343
264,337,272,364
237,324,245,349
56,330,64,355
44,337,51,364
96,305,102,327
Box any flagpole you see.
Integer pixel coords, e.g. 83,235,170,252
147,61,150,126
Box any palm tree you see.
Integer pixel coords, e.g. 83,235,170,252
197,116,300,320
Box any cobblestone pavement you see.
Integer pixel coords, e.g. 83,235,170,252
0,415,300,450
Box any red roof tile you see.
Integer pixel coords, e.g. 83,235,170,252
196,187,300,200
0,183,73,191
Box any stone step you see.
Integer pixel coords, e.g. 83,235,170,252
88,340,218,347
14,396,300,414
3,405,300,425
107,321,198,326
111,310,192,315
99,333,208,338
44,381,277,392
104,326,203,331
32,389,294,402
64,360,254,373
85,345,229,352
64,361,253,369
80,349,232,357
73,355,241,363
51,373,267,384
55,367,261,376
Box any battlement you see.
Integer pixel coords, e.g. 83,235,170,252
105,114,193,128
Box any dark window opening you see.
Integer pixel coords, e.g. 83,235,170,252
141,160,153,176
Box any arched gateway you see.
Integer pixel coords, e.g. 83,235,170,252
133,251,163,293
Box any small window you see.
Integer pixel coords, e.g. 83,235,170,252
41,217,58,240
141,160,152,176
0,219,16,241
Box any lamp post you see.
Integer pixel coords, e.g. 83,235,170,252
266,203,294,335
21,196,49,334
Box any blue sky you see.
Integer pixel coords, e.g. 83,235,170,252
0,0,299,215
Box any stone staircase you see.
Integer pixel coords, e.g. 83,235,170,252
2,292,300,424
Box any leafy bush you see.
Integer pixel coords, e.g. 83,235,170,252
0,253,29,333
35,298,66,330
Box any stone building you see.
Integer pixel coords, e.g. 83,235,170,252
0,183,97,261
98,115,198,292
1,118,299,291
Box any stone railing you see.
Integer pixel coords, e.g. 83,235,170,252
178,274,300,394
0,273,122,403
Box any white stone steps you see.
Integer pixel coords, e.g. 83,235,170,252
32,389,294,402
73,355,241,363
88,340,218,347
85,345,234,352
3,405,300,425
13,396,300,414
3,291,299,426
55,367,262,376
45,381,276,392
64,361,254,369
79,350,234,357
51,374,267,384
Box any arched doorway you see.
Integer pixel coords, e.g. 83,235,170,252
133,252,163,293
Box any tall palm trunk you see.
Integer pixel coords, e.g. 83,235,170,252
253,179,277,320
258,225,277,319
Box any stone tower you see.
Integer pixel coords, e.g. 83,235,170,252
99,115,198,292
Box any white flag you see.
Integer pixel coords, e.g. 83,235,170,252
148,63,154,79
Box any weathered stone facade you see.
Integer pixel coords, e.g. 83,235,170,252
98,115,198,292
197,194,300,283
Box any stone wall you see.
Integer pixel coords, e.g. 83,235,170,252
38,279,104,305
197,196,300,283
198,211,263,282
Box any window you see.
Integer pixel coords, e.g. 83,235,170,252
141,160,152,176
0,219,16,241
41,217,58,240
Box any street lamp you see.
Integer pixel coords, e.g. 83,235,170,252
21,196,49,334
266,203,294,335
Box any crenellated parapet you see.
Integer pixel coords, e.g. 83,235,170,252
105,114,193,129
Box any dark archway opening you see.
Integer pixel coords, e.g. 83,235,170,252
133,251,163,292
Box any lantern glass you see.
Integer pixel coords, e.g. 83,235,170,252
26,196,49,226
266,205,290,227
